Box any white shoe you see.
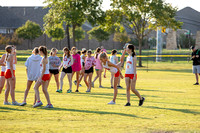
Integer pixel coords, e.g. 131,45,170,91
108,100,116,105
123,43,129,49
4,101,11,105
43,104,53,108
20,102,27,106
33,101,43,108
12,101,20,106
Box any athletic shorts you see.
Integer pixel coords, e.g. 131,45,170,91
85,67,94,74
4,69,15,79
95,69,99,71
62,66,72,74
193,65,200,74
114,71,120,77
82,62,85,67
49,69,59,75
42,74,50,81
125,74,137,80
0,71,5,77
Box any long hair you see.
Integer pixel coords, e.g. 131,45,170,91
5,45,13,61
50,48,57,56
39,46,48,58
99,52,108,60
63,47,70,58
95,47,101,59
33,47,39,55
127,44,136,57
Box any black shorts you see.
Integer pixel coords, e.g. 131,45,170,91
62,66,72,73
85,67,93,74
49,69,59,75
82,62,85,67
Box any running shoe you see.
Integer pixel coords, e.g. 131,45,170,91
86,89,91,92
20,102,27,106
125,102,131,106
58,89,62,93
12,101,20,106
74,80,77,85
111,86,113,88
117,85,123,89
56,90,60,92
91,82,94,87
99,85,104,88
194,82,199,85
75,89,79,92
4,101,11,105
43,104,54,108
67,89,72,93
108,100,116,105
139,97,145,106
33,101,43,108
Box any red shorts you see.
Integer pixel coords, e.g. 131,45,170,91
114,71,120,77
4,69,15,79
0,71,5,77
125,74,137,80
42,74,50,81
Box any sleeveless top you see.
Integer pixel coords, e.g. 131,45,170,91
6,56,16,70
63,55,72,68
40,57,49,74
80,54,85,66
110,55,117,64
102,61,118,74
125,55,136,74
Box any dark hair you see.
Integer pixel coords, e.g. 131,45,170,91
33,47,39,54
5,45,13,61
95,47,101,59
111,49,117,55
87,50,92,54
82,49,87,54
50,48,57,56
77,50,81,55
127,44,136,57
71,47,76,51
39,46,48,58
63,47,70,58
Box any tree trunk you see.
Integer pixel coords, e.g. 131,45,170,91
138,38,142,67
30,40,33,49
66,25,70,49
72,25,76,47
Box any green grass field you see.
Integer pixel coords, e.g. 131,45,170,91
0,61,199,133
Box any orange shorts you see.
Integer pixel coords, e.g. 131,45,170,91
125,74,137,80
0,71,5,77
42,74,50,81
5,69,15,79
114,71,120,77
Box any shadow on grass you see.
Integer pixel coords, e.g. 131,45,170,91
0,106,26,112
39,107,150,119
138,89,184,93
144,106,200,115
148,69,191,73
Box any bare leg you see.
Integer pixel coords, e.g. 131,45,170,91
99,70,102,86
4,80,10,102
92,70,99,83
84,74,89,89
23,80,33,103
42,81,51,105
60,72,66,91
34,81,42,102
125,77,131,103
195,73,199,83
76,71,80,91
113,76,119,102
130,79,142,100
111,74,114,87
88,73,93,90
54,73,59,90
9,78,16,102
0,76,6,94
67,73,72,90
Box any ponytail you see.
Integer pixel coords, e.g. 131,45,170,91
127,44,136,57
5,45,12,61
39,46,48,58
95,47,101,59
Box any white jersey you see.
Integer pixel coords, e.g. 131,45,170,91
6,60,16,70
80,54,85,66
103,61,118,74
125,55,136,74
110,55,117,64
40,57,49,74
63,55,73,68
1,66,6,72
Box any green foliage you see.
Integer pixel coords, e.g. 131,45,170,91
113,31,131,44
69,27,85,42
0,34,10,45
15,20,42,41
87,26,110,43
178,34,195,48
0,33,23,45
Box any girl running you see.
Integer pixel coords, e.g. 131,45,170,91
71,47,82,92
84,50,96,92
4,45,19,105
33,46,53,108
59,47,74,93
0,53,6,94
125,44,145,106
49,48,61,92
20,47,42,106
92,47,103,88
100,50,126,104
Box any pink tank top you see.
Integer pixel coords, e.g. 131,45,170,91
95,54,102,70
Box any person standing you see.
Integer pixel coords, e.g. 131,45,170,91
191,46,200,85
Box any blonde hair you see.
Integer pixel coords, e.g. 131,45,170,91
50,48,57,56
99,52,108,60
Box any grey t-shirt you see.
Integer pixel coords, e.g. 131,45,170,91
49,56,61,70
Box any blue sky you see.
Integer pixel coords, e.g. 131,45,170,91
0,0,199,12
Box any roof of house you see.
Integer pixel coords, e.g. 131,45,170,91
175,7,200,34
0,6,93,31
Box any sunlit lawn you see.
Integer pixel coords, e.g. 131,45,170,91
0,61,199,132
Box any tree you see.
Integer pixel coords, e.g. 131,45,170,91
44,0,105,47
69,27,85,47
15,20,42,49
0,34,10,45
87,26,110,46
103,0,182,66
0,33,23,46
113,31,131,45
